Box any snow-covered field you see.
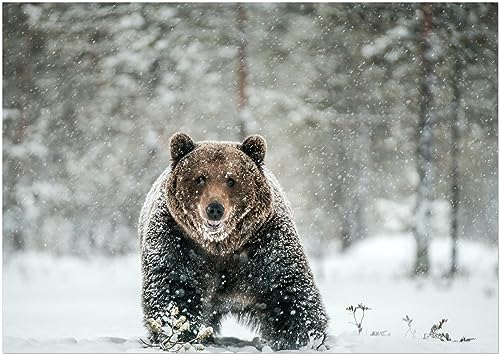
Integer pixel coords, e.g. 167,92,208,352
3,234,498,353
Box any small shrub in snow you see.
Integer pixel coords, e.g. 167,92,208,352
370,330,390,336
458,336,476,343
423,318,451,341
402,314,416,337
346,303,371,335
423,318,475,343
346,303,388,337
140,305,213,352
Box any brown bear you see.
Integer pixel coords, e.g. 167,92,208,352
139,132,328,350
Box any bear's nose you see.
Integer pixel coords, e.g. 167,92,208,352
206,201,224,221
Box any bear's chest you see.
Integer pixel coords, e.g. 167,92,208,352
189,245,260,309
201,267,257,313
202,253,252,292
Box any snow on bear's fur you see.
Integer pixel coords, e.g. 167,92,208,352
139,132,328,350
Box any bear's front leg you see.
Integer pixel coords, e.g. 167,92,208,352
141,250,206,343
258,287,327,350
248,232,328,350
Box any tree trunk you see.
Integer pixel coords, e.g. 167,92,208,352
236,4,249,140
414,3,434,275
341,226,352,251
449,48,463,277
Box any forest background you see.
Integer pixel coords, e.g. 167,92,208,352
3,3,497,276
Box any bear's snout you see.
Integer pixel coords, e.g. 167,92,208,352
206,201,225,221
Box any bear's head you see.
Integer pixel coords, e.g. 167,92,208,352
165,132,274,255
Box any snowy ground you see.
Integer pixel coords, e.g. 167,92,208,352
3,234,498,353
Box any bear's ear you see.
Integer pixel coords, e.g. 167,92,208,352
239,135,266,166
170,132,196,165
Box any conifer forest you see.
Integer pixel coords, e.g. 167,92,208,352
3,3,498,353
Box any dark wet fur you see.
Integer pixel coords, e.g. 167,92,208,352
140,134,328,350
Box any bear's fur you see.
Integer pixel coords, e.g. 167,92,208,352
139,133,328,350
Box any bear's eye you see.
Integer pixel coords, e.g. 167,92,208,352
196,175,206,186
226,177,235,187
